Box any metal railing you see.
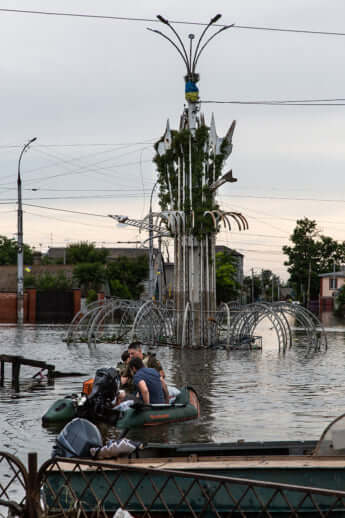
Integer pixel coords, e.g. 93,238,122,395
2,451,345,516
38,457,345,517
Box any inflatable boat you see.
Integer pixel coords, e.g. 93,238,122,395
42,386,200,429
116,386,200,429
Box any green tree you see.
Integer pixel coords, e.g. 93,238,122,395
106,256,148,299
335,285,345,316
283,218,345,302
24,271,72,291
243,273,262,302
0,235,33,265
86,289,98,304
66,242,108,264
73,262,106,295
215,251,240,303
109,279,132,299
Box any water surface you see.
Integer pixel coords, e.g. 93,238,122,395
0,315,344,465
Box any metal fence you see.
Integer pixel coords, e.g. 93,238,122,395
2,451,345,517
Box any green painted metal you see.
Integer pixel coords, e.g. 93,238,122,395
41,386,199,429
43,465,345,515
116,386,199,429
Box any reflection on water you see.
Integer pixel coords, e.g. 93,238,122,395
1,321,345,464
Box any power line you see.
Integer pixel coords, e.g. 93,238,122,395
0,193,150,201
202,99,345,106
0,140,156,149
222,194,345,203
1,8,345,38
23,203,109,218
23,209,114,229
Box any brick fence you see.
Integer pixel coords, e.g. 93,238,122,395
0,289,81,324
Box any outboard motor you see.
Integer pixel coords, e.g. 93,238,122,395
53,418,102,458
86,367,120,420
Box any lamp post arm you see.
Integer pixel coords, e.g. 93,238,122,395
193,24,234,72
147,28,190,73
191,21,215,74
17,137,37,325
157,16,191,74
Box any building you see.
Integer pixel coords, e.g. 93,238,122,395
45,246,157,263
319,270,345,310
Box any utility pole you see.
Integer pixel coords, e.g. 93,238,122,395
277,276,280,301
271,274,274,302
17,137,37,325
149,181,158,300
261,270,265,301
251,268,255,303
307,261,312,308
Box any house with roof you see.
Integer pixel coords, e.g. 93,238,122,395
319,269,345,310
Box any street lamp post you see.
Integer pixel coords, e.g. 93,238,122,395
17,137,37,324
149,181,158,299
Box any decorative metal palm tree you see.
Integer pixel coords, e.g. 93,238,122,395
148,14,248,347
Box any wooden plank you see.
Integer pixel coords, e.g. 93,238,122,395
52,455,345,472
0,354,54,370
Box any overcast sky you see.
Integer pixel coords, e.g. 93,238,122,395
1,0,345,280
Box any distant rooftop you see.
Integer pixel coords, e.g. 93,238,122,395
319,271,345,278
46,247,157,260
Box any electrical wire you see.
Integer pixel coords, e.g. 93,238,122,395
0,142,154,186
0,193,151,201
1,8,345,38
221,194,345,203
22,203,110,218
23,209,115,229
202,100,345,106
0,140,156,149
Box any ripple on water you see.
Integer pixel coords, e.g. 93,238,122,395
0,323,345,463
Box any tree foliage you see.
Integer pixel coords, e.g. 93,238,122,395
66,242,109,264
106,256,148,299
243,269,281,302
0,235,33,265
335,285,345,316
283,218,345,301
153,125,227,239
215,251,240,303
73,262,106,294
24,271,72,291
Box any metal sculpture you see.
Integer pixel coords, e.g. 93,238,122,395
65,299,325,355
147,14,248,347
64,14,327,353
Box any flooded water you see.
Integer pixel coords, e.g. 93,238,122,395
1,313,345,465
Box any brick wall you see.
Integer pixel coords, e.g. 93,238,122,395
0,293,17,323
0,265,74,291
0,289,81,323
0,293,30,323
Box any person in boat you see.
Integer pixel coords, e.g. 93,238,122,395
120,342,165,393
128,357,168,405
116,350,130,376
120,342,169,403
128,341,165,377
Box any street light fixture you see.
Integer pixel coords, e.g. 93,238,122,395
17,137,37,325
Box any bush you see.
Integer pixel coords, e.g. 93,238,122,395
335,285,345,315
86,289,98,304
24,271,73,291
